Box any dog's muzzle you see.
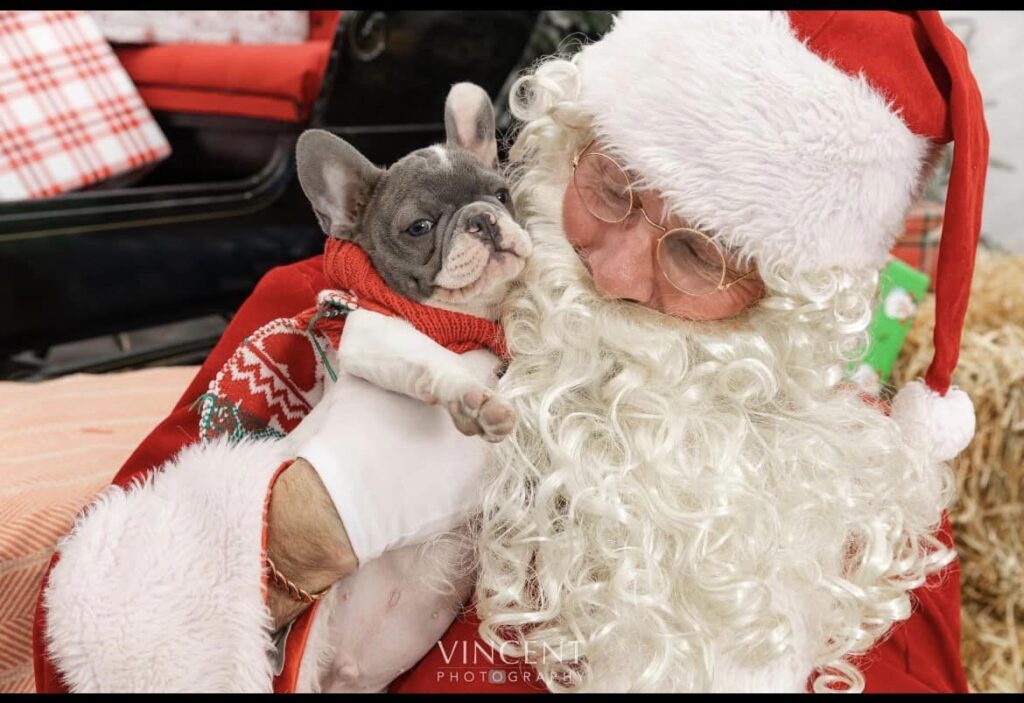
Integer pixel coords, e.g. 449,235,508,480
466,210,501,250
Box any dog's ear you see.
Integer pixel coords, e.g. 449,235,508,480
296,129,383,239
444,82,498,169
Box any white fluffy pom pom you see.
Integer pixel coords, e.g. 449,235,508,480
891,379,976,462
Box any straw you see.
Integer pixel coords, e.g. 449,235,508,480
891,250,1024,693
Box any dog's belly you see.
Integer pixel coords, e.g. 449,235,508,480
317,535,476,693
292,347,496,693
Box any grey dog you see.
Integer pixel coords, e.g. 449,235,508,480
296,82,532,322
294,82,532,441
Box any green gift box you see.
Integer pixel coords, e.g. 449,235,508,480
849,258,931,392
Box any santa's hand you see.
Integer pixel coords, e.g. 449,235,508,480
286,350,496,566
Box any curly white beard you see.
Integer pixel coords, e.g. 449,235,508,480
470,57,957,693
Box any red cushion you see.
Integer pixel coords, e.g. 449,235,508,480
113,11,341,123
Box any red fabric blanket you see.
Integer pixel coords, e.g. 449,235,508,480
32,241,966,694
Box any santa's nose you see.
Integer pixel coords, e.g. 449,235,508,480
585,229,657,304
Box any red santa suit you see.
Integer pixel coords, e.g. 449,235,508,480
32,242,967,693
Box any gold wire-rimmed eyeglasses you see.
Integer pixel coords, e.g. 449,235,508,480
571,139,757,296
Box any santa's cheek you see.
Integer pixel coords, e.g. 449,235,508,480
562,184,594,248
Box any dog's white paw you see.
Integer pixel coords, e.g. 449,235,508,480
446,386,515,443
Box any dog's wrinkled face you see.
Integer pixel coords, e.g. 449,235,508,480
295,83,532,320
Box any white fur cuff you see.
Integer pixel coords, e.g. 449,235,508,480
43,437,290,692
891,379,975,462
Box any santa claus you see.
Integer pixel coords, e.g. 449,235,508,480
33,10,986,694
470,9,986,693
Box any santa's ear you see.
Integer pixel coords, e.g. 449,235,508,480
444,82,498,169
296,129,383,239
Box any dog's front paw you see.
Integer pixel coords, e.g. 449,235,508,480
447,387,515,443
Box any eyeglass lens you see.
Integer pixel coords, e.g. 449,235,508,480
574,149,754,294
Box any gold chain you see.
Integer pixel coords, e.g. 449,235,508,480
265,555,331,604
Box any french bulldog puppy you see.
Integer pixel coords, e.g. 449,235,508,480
296,82,532,442
279,84,531,693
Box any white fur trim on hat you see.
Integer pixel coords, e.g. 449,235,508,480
891,379,975,462
576,11,930,273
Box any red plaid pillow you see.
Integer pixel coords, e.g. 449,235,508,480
0,10,170,200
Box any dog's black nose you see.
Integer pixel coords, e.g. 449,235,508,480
468,211,500,248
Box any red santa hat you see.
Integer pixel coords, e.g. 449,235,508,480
576,10,988,462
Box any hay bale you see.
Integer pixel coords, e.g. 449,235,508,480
891,250,1024,693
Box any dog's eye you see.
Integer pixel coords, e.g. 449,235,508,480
495,189,510,205
407,219,434,237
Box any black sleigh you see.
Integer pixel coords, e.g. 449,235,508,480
0,11,613,380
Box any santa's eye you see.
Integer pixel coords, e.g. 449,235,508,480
407,219,434,236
